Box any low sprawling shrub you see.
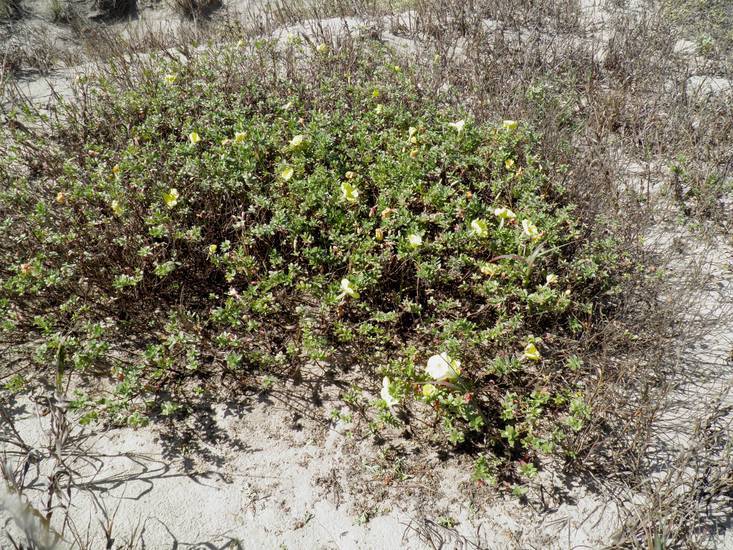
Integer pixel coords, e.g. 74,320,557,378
0,37,629,477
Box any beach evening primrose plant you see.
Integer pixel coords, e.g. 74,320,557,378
381,377,399,409
448,119,466,132
0,42,630,477
289,134,306,149
163,188,180,209
426,353,462,382
523,342,542,361
522,219,541,241
494,207,517,228
408,126,418,143
339,278,360,299
340,181,359,203
111,199,124,216
407,233,423,248
422,384,438,398
470,218,489,238
280,166,294,181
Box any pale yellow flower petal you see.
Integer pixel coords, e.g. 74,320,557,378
523,342,541,361
407,234,423,248
340,278,360,299
470,218,489,238
448,120,466,132
280,166,294,181
426,352,461,381
381,377,399,408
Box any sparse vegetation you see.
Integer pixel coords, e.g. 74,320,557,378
169,0,220,19
0,0,22,19
94,0,137,19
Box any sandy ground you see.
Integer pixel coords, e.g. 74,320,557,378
1,391,618,548
2,1,733,548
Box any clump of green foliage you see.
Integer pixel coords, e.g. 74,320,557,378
0,38,627,474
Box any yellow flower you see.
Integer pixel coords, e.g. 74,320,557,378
280,166,294,181
546,273,558,285
372,88,380,98
504,158,515,171
407,233,423,248
502,120,518,131
521,219,540,241
289,134,305,149
208,244,217,255
163,188,179,209
163,74,177,84
426,352,461,381
408,126,418,144
494,207,516,220
481,263,498,276
112,164,121,175
55,192,66,204
410,148,419,158
470,218,489,238
234,132,247,144
494,207,516,228
340,181,359,203
523,342,541,361
381,377,399,408
448,120,466,133
316,43,329,54
340,278,360,299
189,132,201,145
345,171,356,180
422,384,438,398
111,199,124,216
375,228,384,241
